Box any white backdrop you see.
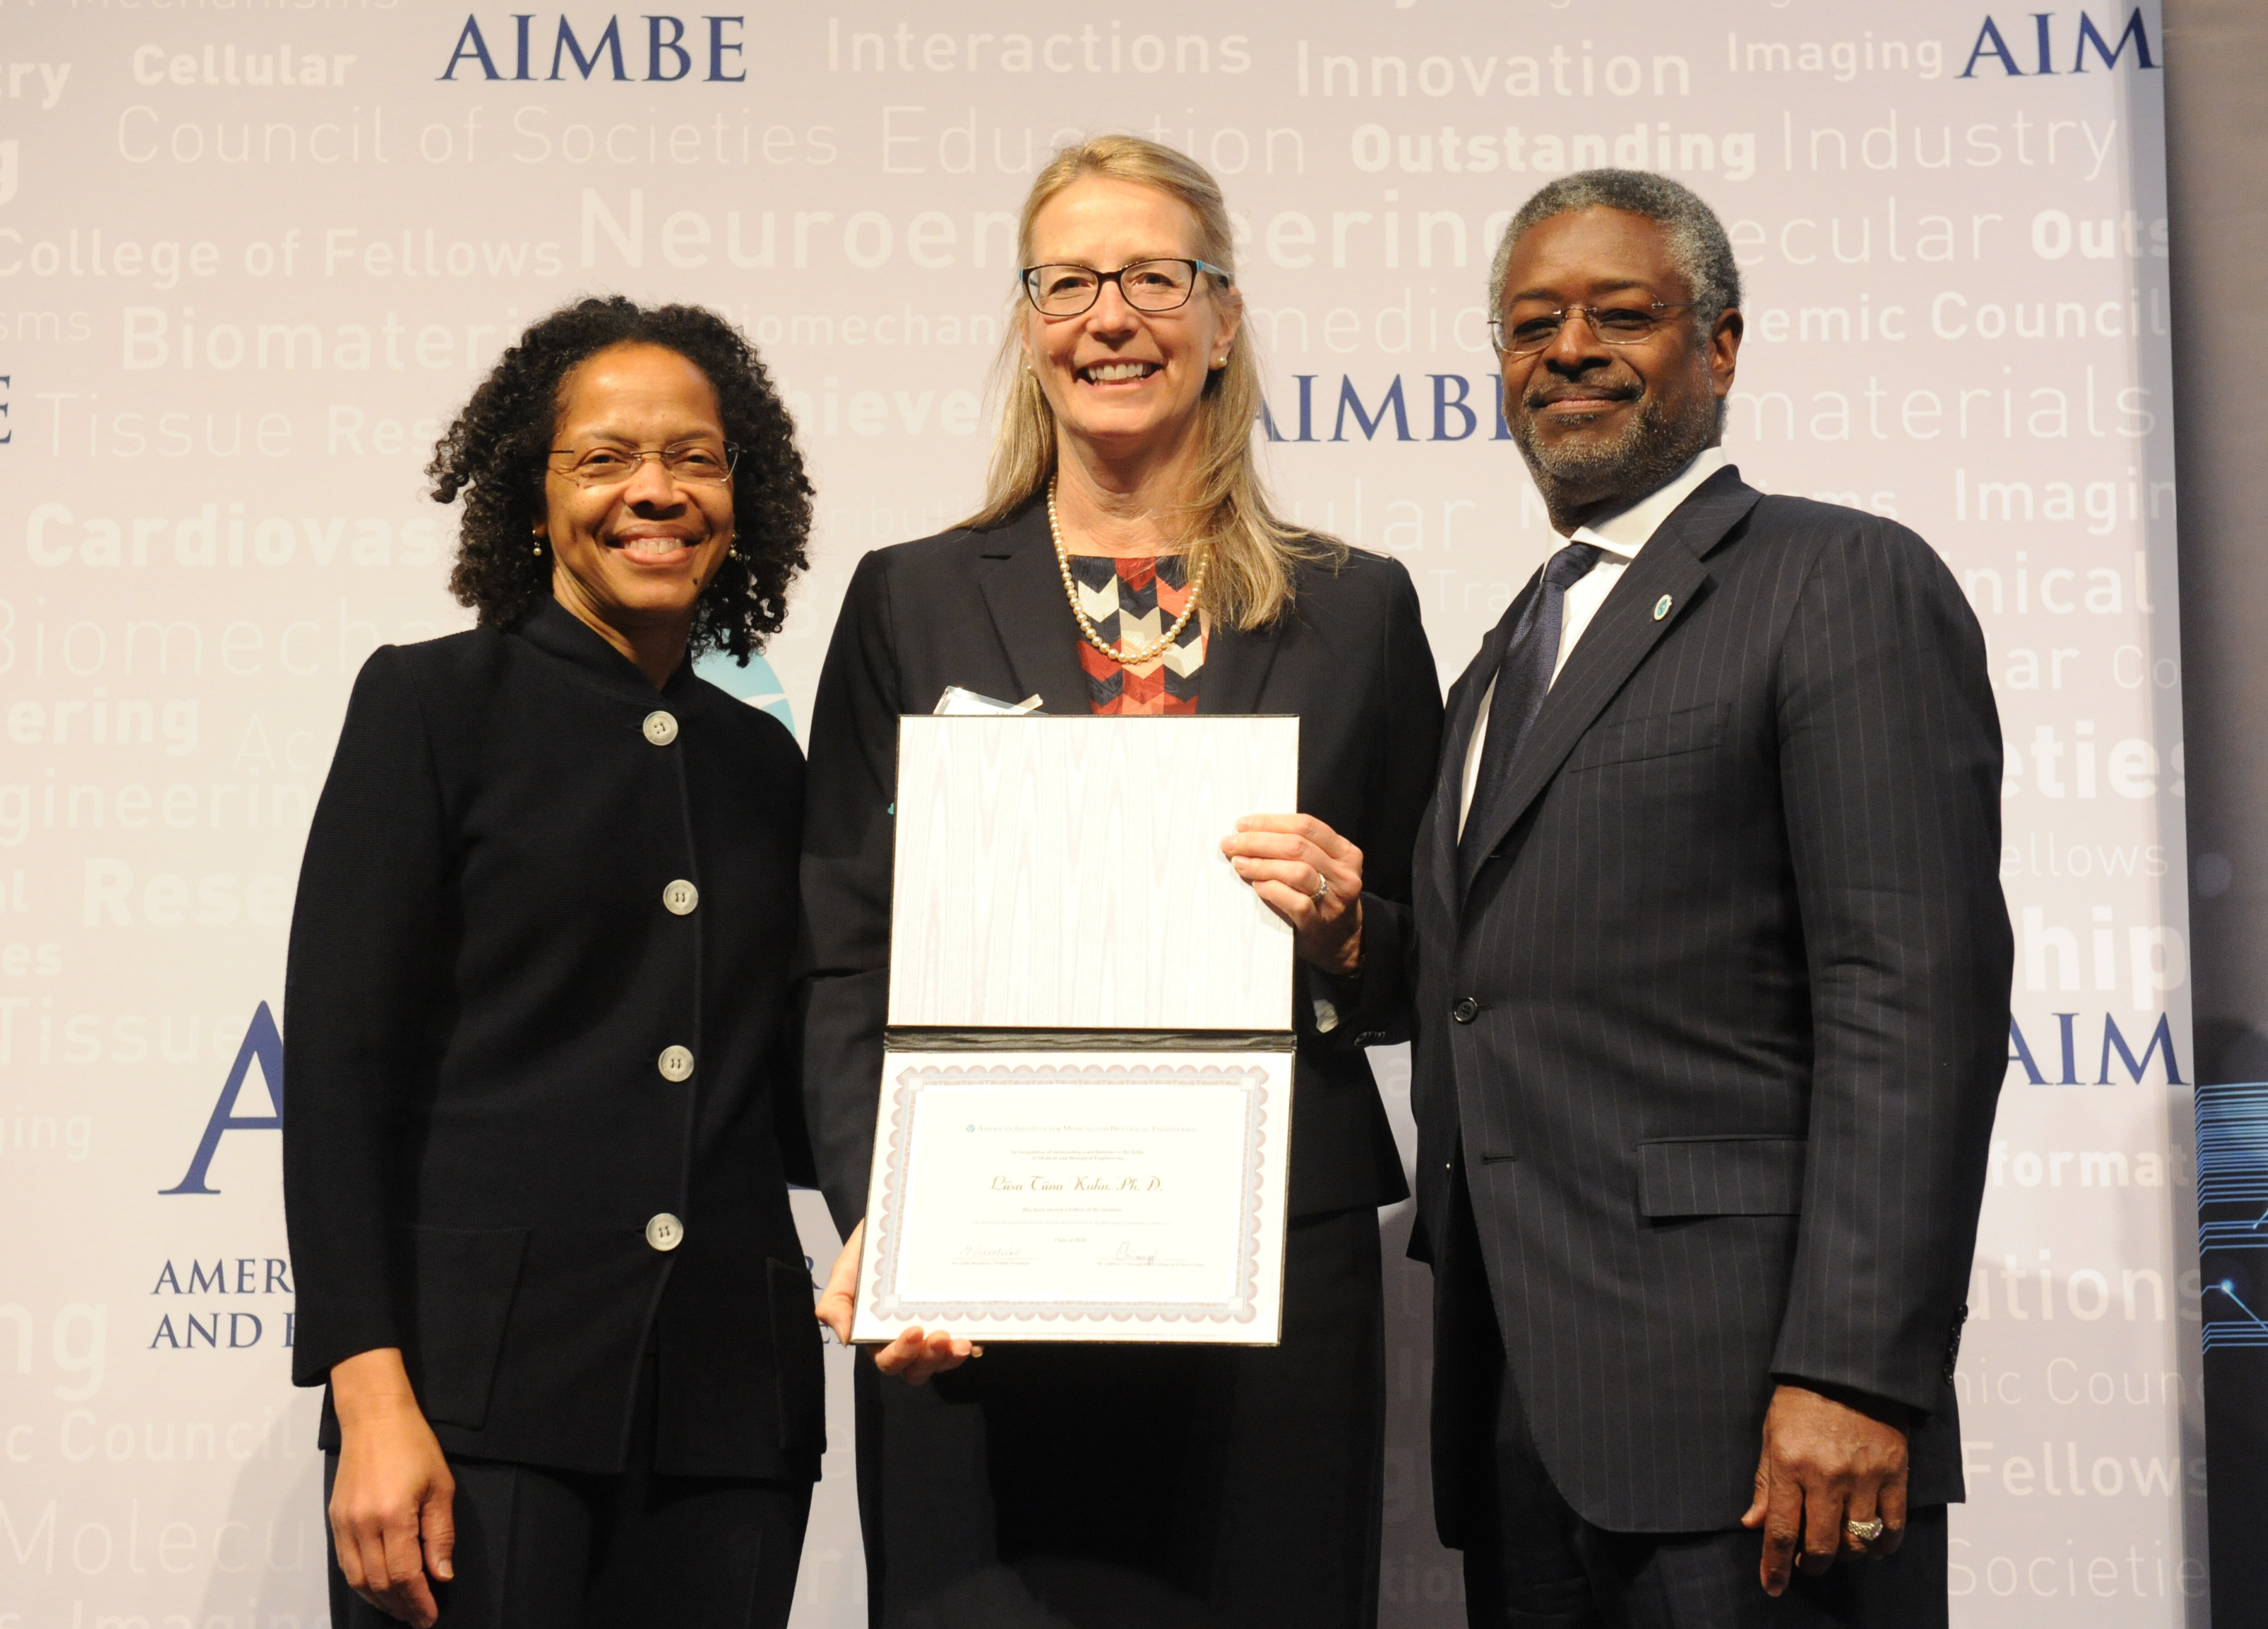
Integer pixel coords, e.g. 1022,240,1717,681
0,2,2203,1625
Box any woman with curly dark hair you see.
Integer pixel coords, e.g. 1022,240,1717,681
280,297,823,1629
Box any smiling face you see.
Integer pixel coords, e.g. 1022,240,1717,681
1496,207,1740,527
1020,175,1240,467
536,341,734,659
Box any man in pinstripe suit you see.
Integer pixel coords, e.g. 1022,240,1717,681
1407,170,2012,1625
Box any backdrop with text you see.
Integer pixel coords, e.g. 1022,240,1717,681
0,2,2203,1625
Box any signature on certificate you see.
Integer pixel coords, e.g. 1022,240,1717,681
1104,1239,1198,1269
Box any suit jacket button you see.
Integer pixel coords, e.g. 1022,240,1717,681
658,1045,694,1081
1451,997,1480,1024
644,1213,685,1252
643,710,679,746
663,879,699,915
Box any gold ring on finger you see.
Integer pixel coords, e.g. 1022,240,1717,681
1845,1517,1885,1544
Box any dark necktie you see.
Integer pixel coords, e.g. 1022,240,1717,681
1459,541,1602,877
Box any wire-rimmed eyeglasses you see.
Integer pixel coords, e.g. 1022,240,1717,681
546,443,741,488
1020,258,1233,317
1488,303,1694,358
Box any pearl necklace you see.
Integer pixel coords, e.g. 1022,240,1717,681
1048,476,1208,669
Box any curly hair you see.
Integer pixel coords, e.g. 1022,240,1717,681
428,297,811,664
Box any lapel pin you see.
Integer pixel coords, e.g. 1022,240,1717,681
1653,594,1673,622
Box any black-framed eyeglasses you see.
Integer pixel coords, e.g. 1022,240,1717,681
546,442,741,488
1020,258,1232,317
1488,302,1694,358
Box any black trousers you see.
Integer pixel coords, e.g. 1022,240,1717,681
324,1345,811,1629
1461,1313,1948,1629
857,1206,1386,1629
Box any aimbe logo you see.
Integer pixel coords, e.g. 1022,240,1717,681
441,13,749,82
2009,1011,2183,1087
1960,9,2159,77
161,1002,280,1196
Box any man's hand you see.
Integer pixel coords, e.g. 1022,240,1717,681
328,1348,455,1628
1739,1382,1909,1595
814,1221,980,1385
1220,813,1364,975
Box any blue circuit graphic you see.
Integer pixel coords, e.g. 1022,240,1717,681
2198,1081,2268,1351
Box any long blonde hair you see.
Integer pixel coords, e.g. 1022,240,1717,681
960,135,1338,631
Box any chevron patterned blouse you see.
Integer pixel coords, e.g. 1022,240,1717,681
1070,554,1206,715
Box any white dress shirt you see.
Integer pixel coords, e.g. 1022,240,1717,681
1458,446,1727,834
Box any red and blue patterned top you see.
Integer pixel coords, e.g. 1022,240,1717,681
1068,554,1206,715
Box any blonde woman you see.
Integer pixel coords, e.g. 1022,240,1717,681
805,136,1442,1627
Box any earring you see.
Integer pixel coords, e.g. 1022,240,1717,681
532,540,544,556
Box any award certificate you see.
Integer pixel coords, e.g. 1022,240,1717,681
850,1048,1295,1344
857,715,1301,1345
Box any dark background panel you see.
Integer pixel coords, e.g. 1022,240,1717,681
2166,1,2268,1619
2170,7,2268,1080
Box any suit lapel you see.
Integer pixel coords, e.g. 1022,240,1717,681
1196,608,1282,717
974,502,1094,717
1455,470,1763,905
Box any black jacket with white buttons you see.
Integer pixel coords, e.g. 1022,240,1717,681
282,599,823,1479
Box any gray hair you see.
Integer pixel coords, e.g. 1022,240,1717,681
1487,169,1742,330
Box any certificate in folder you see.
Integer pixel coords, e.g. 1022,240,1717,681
851,714,1300,1344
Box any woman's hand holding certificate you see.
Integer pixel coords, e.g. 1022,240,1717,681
1219,811,1366,977
816,1221,980,1383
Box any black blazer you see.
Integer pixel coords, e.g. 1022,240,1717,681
282,601,825,1481
1411,467,2012,1536
801,498,1443,1234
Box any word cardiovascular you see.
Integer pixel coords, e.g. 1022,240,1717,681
25,504,444,571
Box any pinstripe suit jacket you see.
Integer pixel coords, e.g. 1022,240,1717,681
1410,464,2012,1537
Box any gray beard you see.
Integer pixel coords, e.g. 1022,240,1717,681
1512,389,1717,531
